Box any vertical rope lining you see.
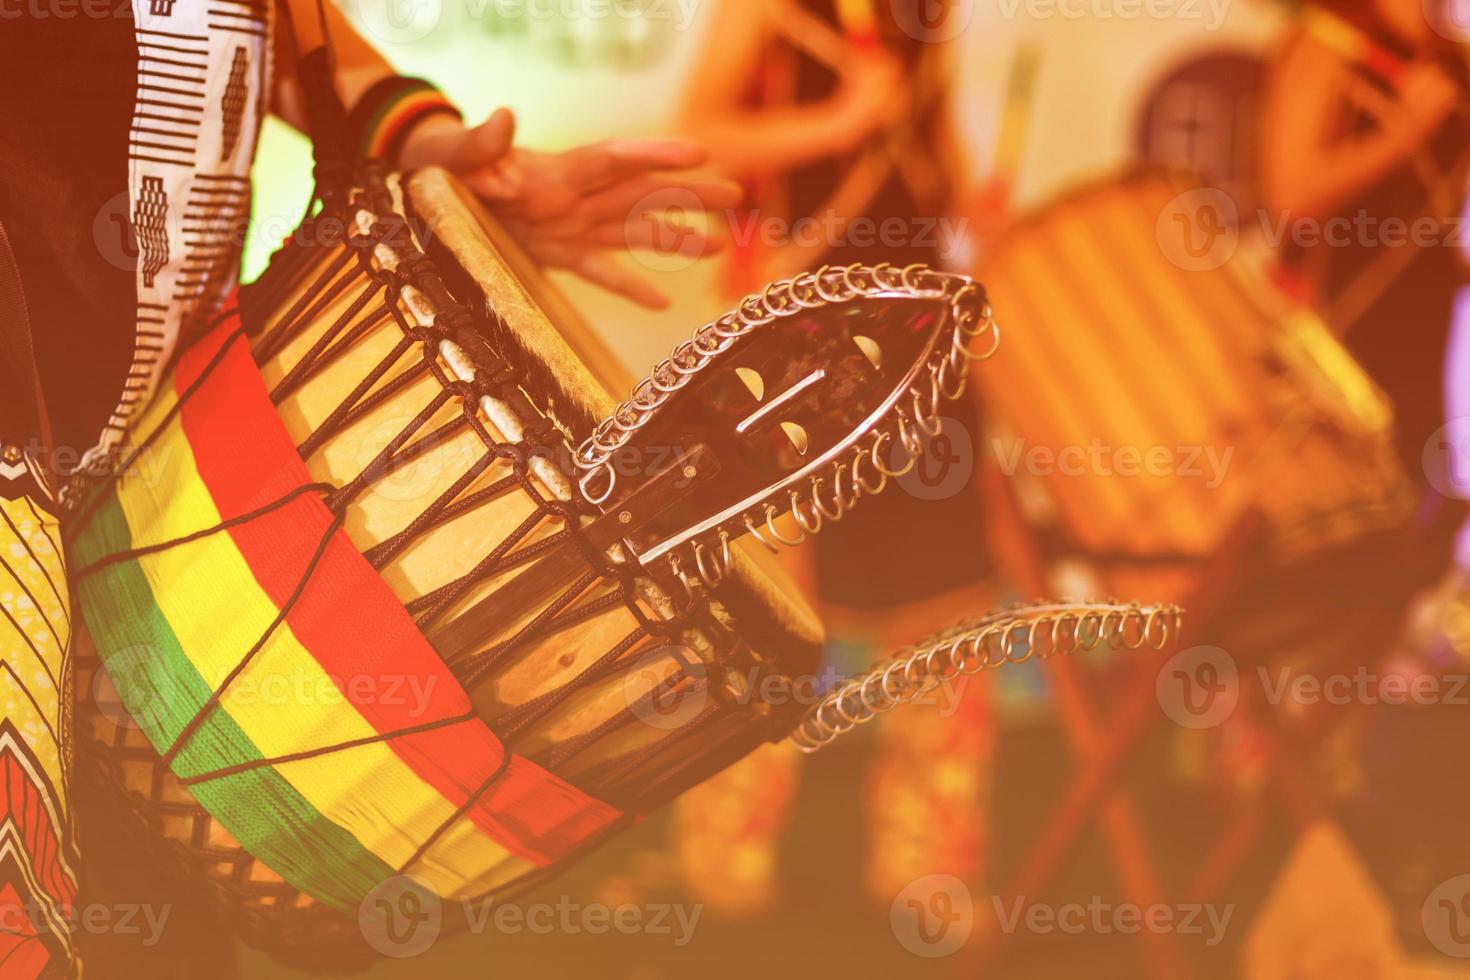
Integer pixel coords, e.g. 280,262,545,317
73,171,761,820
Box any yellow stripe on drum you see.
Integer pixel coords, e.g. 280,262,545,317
114,383,530,898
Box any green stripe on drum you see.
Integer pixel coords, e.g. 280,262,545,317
73,492,397,910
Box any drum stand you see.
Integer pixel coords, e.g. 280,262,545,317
965,461,1386,979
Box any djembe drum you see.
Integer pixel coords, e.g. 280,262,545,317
976,169,1417,615
68,164,996,964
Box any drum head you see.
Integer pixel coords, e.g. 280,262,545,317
403,167,824,673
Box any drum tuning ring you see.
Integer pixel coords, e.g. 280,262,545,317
762,502,808,548
789,601,1185,752
691,530,732,591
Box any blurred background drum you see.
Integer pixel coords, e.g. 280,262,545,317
975,169,1424,662
970,170,1440,675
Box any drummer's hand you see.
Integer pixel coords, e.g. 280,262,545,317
400,108,742,309
1395,62,1460,140
831,48,904,151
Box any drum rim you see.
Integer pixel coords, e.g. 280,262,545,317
402,166,827,669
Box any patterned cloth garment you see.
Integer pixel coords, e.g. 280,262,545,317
0,7,272,978
0,5,273,492
0,498,78,978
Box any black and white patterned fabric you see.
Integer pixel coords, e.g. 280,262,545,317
0,5,273,499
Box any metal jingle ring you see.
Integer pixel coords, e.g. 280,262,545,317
966,311,1002,361
809,474,848,523
876,655,911,702
828,459,859,511
830,691,867,729
838,263,870,295
1074,611,1101,650
999,621,1029,664
1120,607,1147,648
579,465,616,507
900,263,940,296
1054,612,1081,656
850,443,888,497
694,537,727,589
669,553,699,601
630,383,664,411
812,695,846,730
648,365,684,394
763,503,808,547
837,694,874,729
937,357,970,402
692,329,732,357
789,489,824,536
897,411,927,460
901,651,930,689
957,631,989,673
871,430,916,479
712,318,749,340
811,266,847,304
913,385,945,438
786,275,823,309
858,671,889,713
744,512,780,553
1144,606,1171,649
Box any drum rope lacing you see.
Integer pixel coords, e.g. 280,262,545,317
789,600,1185,752
67,168,757,832
572,262,1001,595
237,169,762,805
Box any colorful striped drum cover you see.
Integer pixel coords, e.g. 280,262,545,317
69,316,621,913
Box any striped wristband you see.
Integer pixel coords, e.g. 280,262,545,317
348,76,464,165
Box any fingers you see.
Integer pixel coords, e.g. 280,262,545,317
587,215,727,259
521,173,743,238
499,218,674,310
569,251,671,309
575,173,743,227
559,139,711,192
453,108,521,199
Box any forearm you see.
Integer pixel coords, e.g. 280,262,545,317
684,100,869,176
1263,126,1423,221
271,0,412,133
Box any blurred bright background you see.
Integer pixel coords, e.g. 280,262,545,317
235,0,1470,977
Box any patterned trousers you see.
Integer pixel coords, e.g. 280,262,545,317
0,497,79,978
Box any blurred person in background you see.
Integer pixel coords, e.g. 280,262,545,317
668,0,1000,921
1246,0,1470,971
1260,0,1469,467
